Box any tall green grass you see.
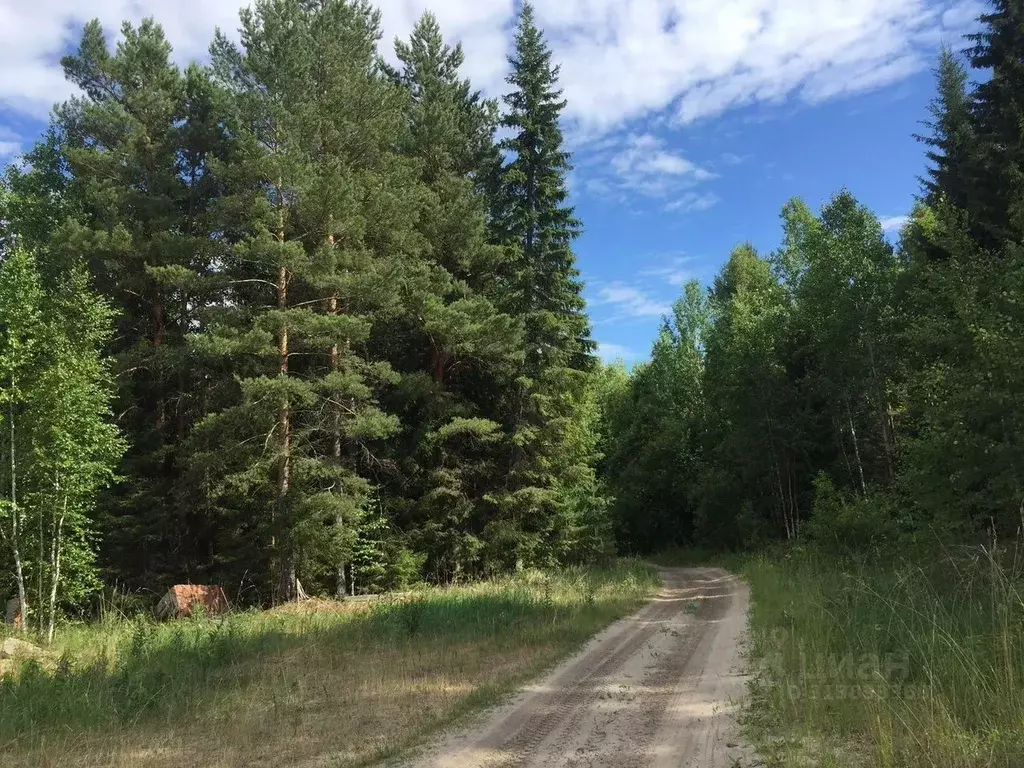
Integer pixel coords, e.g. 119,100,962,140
743,546,1024,767
0,561,657,760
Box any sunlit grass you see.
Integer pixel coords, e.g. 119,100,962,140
742,546,1024,767
0,561,659,767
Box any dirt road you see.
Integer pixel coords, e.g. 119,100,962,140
404,567,753,768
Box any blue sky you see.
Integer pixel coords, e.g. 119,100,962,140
0,0,986,363
578,78,939,363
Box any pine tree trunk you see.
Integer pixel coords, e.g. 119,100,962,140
46,491,66,644
329,292,347,599
153,292,167,430
276,206,295,602
8,404,26,634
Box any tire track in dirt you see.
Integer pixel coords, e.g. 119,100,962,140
401,567,754,768
484,574,703,766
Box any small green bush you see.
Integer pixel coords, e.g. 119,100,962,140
804,473,897,553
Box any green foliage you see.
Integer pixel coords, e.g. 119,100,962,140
0,1,614,612
478,2,605,571
915,46,974,210
598,282,707,553
48,18,234,589
804,474,897,554
0,248,124,635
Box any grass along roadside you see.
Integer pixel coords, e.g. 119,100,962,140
741,546,1024,768
0,561,659,768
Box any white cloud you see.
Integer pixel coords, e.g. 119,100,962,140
596,342,637,362
610,133,714,195
941,0,985,31
0,0,981,138
593,283,672,319
0,0,513,123
880,214,909,233
665,191,720,213
641,255,697,287
580,132,717,208
538,0,980,130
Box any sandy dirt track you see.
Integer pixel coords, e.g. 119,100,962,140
402,567,754,768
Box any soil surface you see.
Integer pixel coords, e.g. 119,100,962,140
403,567,754,768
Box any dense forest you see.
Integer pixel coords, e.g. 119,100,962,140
1,0,1022,627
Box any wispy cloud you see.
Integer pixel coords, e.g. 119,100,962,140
665,192,720,213
611,133,715,195
879,215,909,233
640,255,697,287
582,133,718,210
596,342,637,363
0,0,984,150
546,0,982,131
592,283,672,320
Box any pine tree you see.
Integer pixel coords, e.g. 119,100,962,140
900,202,1024,536
55,19,231,587
968,0,1024,246
493,2,592,371
198,0,414,600
914,46,975,210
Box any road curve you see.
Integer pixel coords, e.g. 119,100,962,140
403,567,754,768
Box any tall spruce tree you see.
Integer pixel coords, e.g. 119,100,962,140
915,46,975,210
383,13,524,581
493,2,591,371
968,0,1024,246
487,2,604,569
892,5,1024,538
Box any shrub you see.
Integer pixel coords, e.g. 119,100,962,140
805,473,896,553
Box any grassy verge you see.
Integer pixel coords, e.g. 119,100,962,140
0,561,658,768
741,546,1024,767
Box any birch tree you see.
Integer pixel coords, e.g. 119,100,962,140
0,249,122,639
